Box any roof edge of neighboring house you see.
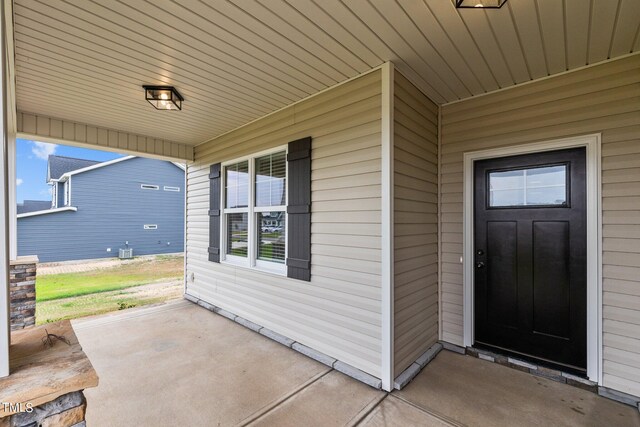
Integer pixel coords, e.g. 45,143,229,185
17,206,77,219
55,155,135,181
50,156,185,182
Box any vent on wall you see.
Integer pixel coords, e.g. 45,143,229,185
144,224,158,230
164,186,180,192
141,184,159,190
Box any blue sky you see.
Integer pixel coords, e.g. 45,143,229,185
17,139,123,203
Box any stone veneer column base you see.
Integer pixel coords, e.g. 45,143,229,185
9,255,38,330
0,391,87,427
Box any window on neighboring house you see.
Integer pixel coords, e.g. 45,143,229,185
64,181,70,206
164,186,180,192
222,149,287,274
144,224,158,230
51,183,57,208
141,184,159,190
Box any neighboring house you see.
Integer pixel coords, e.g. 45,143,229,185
17,155,184,262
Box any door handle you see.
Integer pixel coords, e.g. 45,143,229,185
476,262,485,269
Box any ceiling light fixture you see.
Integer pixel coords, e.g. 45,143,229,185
455,0,507,8
142,86,183,110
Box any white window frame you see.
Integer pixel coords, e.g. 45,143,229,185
141,184,159,190
144,224,158,230
220,145,288,275
164,186,180,192
51,182,57,208
63,179,71,206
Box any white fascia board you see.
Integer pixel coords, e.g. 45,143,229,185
59,155,136,179
171,162,186,171
17,206,77,218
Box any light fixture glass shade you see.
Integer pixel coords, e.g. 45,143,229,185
143,86,183,110
456,0,507,8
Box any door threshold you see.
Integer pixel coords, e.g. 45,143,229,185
465,346,597,394
474,342,586,376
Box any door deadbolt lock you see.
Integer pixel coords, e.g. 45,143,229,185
476,249,484,256
476,262,485,269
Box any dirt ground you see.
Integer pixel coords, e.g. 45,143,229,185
38,253,184,276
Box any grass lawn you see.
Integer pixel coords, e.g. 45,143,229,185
37,282,182,325
37,255,183,302
36,255,184,325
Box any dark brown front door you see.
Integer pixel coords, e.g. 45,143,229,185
474,147,587,372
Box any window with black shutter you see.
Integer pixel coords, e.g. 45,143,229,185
208,163,221,262
209,138,311,281
286,137,312,281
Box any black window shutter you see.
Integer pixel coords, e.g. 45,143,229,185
287,137,312,281
208,163,221,262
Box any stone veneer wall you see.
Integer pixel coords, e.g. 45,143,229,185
9,256,38,330
0,391,87,427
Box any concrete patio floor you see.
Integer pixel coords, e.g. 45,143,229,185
73,300,640,426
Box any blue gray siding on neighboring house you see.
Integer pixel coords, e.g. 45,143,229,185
18,157,184,262
56,182,64,207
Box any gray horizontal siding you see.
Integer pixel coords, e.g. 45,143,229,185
393,71,439,376
440,54,640,397
56,182,64,208
18,157,184,262
186,70,383,377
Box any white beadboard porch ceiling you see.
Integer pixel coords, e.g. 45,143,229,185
13,0,640,146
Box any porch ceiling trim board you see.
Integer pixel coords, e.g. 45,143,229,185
11,0,639,147
16,111,194,161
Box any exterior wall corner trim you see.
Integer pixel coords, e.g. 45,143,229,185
381,61,395,392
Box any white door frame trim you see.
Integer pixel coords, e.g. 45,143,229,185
462,134,602,382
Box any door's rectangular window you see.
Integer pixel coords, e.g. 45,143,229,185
226,213,248,257
225,161,249,209
257,212,285,264
255,152,286,207
489,165,567,207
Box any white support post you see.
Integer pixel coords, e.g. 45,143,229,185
7,132,15,260
380,62,394,391
3,0,15,262
0,0,11,378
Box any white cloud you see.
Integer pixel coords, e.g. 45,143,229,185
31,141,57,160
16,178,23,186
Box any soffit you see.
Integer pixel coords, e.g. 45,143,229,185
13,0,639,145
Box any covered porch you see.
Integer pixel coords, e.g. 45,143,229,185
75,300,638,426
1,0,640,425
